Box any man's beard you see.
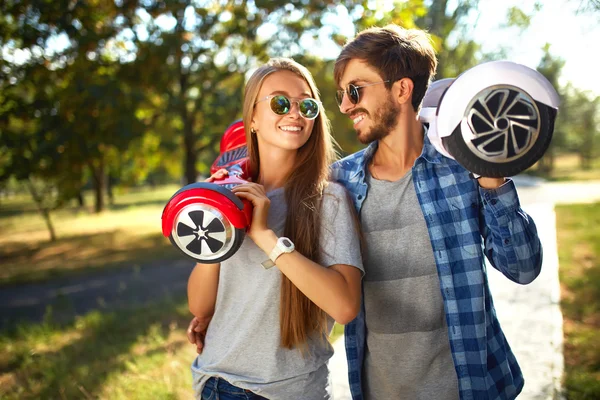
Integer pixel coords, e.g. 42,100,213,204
357,95,400,145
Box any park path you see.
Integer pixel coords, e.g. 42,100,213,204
0,259,194,330
328,178,600,400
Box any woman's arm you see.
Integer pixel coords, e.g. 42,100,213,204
187,262,220,319
254,230,362,324
232,182,363,325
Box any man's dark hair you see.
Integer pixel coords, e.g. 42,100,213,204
334,25,438,111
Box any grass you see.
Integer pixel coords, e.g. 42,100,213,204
0,297,196,400
0,296,345,399
0,183,347,399
556,202,600,400
0,185,182,286
529,153,600,181
330,323,345,344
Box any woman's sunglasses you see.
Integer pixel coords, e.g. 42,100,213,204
255,95,321,120
335,80,390,106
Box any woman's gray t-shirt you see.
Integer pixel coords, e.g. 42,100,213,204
191,182,364,400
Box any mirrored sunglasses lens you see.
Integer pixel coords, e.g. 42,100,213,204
348,85,359,104
270,95,290,115
299,99,319,119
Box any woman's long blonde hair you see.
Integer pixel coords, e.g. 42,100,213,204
242,58,337,349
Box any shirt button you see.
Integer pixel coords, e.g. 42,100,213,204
504,238,510,245
357,195,363,200
490,199,498,205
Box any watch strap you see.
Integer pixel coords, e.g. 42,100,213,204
261,237,294,270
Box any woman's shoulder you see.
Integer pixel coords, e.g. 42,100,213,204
323,181,350,199
321,182,353,212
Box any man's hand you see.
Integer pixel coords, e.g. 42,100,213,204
187,316,212,354
477,176,506,189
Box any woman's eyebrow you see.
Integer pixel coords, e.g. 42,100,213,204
268,90,312,97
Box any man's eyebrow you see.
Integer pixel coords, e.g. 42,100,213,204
343,79,366,87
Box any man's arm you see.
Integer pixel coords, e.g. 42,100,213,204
478,177,543,284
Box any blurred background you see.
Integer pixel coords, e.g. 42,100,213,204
1,1,599,399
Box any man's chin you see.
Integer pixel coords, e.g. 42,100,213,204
357,130,381,145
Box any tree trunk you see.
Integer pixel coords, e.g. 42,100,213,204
77,191,85,207
107,173,114,206
26,179,57,242
89,156,105,213
580,112,594,170
180,72,197,185
184,112,197,184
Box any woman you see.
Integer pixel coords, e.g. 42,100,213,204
187,58,363,400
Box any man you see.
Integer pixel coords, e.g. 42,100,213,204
329,25,541,400
189,24,542,400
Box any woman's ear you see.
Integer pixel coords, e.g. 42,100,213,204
393,77,414,106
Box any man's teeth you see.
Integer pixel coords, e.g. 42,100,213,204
280,126,302,131
353,115,365,124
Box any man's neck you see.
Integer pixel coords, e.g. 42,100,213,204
369,113,424,182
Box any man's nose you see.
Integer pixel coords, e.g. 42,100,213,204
339,92,354,114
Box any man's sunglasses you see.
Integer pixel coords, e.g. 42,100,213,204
255,95,321,120
335,80,390,106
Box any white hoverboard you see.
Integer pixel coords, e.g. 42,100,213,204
418,61,560,177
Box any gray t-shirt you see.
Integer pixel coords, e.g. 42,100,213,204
191,182,363,400
360,170,459,400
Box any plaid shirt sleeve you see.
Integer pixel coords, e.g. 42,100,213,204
478,179,543,284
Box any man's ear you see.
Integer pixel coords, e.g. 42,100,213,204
392,78,414,106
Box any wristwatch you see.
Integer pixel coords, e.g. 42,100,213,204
261,237,295,269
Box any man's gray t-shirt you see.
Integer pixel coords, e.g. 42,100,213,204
191,182,363,400
360,170,459,400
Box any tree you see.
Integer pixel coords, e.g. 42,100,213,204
560,85,600,169
535,44,566,174
0,0,145,214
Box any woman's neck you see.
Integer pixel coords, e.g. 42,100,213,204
256,146,297,192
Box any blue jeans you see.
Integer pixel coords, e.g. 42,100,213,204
201,377,268,400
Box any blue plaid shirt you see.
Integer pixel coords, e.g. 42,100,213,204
330,133,543,400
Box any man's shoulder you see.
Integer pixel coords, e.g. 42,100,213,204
331,148,368,176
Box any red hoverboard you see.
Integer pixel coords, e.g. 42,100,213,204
161,120,253,263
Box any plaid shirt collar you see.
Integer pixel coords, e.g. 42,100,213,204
349,125,443,181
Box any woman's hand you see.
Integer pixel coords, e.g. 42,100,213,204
231,183,271,241
187,315,212,354
204,169,228,182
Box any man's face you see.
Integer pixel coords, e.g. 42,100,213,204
337,59,400,144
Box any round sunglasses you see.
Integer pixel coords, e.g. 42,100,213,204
335,80,390,106
255,95,321,120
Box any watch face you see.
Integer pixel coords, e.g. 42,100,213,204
282,238,293,248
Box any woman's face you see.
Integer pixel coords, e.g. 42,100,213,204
251,70,316,153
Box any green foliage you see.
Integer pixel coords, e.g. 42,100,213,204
534,44,599,176
505,6,533,29
416,0,482,78
556,203,600,400
559,86,600,169
2,0,597,211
